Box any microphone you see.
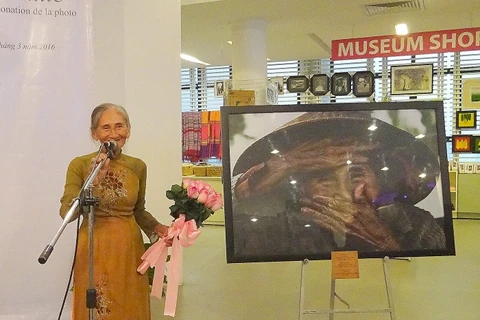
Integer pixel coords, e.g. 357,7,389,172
103,141,117,159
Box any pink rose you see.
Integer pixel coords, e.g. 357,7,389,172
189,180,198,189
187,186,199,199
200,184,212,192
197,190,209,203
195,180,206,192
205,192,221,208
183,178,192,189
210,199,223,211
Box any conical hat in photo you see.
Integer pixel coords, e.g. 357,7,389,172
233,110,440,205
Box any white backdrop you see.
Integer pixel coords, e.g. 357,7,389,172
0,0,93,318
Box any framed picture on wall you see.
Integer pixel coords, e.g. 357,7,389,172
462,79,480,109
452,135,473,153
391,64,433,95
310,74,330,96
456,110,477,129
475,163,480,173
214,80,225,97
221,101,455,263
286,75,309,93
330,72,351,96
269,76,285,95
352,71,374,97
472,136,480,153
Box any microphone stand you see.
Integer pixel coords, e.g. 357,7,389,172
38,144,114,320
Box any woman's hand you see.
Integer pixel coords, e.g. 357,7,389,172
300,194,401,251
154,223,173,246
234,138,379,200
90,153,110,186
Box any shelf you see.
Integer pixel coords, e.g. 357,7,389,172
183,175,222,181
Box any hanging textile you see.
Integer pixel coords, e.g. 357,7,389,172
199,111,222,160
182,112,202,162
209,111,222,159
200,111,210,159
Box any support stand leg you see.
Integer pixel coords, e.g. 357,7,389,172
383,257,396,320
298,259,308,320
299,256,396,319
329,278,336,320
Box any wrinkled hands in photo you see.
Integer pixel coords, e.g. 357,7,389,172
235,138,402,250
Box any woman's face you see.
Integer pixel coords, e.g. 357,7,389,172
304,162,379,204
91,108,130,149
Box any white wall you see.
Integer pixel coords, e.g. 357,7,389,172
0,1,181,318
94,0,182,225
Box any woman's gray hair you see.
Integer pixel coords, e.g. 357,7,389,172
90,103,131,131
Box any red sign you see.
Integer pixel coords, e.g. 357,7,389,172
332,27,480,60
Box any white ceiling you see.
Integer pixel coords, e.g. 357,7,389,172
181,0,480,68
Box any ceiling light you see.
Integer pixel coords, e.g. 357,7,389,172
304,224,311,228
290,180,297,184
419,173,427,178
180,53,210,65
346,160,352,165
368,124,377,131
271,149,279,154
227,41,232,45
395,23,409,35
250,218,258,222
381,166,389,171
415,133,425,139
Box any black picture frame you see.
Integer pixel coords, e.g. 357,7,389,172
286,75,309,93
331,72,351,96
391,64,433,95
221,101,455,263
310,74,330,96
353,71,375,97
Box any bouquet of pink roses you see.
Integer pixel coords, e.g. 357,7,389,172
166,178,223,227
137,179,223,317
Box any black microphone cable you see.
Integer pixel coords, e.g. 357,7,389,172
57,215,81,320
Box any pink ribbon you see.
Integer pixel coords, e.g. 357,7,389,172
137,214,201,317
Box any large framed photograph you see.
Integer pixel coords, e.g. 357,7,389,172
462,79,480,109
353,71,374,97
391,64,433,95
331,72,351,96
221,101,455,263
310,74,330,96
286,75,309,93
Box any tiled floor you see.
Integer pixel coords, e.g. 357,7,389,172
152,219,480,320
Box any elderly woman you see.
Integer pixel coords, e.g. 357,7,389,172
59,103,169,320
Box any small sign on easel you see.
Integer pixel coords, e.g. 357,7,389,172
331,251,359,279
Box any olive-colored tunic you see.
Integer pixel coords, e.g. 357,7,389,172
60,151,159,320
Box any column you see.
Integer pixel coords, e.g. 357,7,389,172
231,19,268,104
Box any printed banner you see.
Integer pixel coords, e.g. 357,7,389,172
332,27,480,60
0,0,93,318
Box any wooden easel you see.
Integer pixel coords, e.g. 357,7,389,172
298,257,396,320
